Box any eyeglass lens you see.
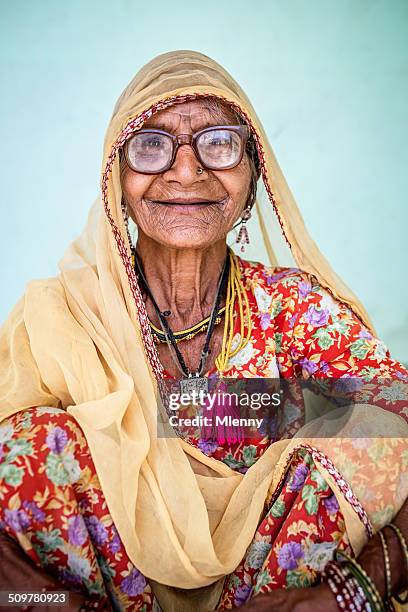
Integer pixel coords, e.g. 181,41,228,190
197,129,241,169
126,128,243,173
126,132,173,174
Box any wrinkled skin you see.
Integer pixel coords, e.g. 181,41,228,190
121,100,252,251
121,99,253,377
120,99,408,611
1,100,406,611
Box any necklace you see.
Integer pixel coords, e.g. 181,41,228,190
133,249,229,395
214,248,252,372
149,306,226,344
133,247,253,397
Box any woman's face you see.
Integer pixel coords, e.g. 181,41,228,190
120,100,253,250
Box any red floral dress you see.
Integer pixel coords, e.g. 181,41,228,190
0,258,407,610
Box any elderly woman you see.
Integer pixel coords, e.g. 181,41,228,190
0,51,407,612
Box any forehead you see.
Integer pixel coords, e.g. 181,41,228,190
143,99,238,130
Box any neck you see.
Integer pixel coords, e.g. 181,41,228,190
135,233,228,325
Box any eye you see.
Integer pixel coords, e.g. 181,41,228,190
209,136,231,146
143,137,163,148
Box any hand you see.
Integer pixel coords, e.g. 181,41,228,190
358,496,408,600
236,495,408,611
234,583,337,612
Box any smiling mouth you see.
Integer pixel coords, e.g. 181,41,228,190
145,197,228,207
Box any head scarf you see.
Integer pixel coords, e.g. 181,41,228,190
0,50,406,589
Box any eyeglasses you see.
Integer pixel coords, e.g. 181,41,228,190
124,125,251,174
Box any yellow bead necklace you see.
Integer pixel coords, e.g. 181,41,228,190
215,248,252,375
132,247,252,378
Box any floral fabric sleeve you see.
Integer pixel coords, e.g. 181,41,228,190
267,268,408,421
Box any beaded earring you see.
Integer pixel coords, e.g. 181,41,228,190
235,172,257,253
235,206,252,252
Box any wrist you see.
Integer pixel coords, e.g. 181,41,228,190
384,524,408,596
357,527,407,601
357,534,387,599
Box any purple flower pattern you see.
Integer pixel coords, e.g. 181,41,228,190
4,509,31,533
359,329,372,340
46,426,68,454
68,515,88,547
264,270,287,285
304,305,330,327
298,358,318,375
58,568,82,586
197,438,219,455
120,568,147,596
234,584,252,607
277,541,304,570
289,464,309,492
324,494,340,515
22,500,45,523
108,526,122,554
319,360,329,373
298,280,312,299
84,515,108,546
259,312,271,330
333,377,364,394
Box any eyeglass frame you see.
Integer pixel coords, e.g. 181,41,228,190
123,124,252,174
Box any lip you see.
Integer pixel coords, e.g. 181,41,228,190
143,197,228,213
147,197,226,205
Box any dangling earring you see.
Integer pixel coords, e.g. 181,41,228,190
121,197,134,251
236,175,256,253
236,206,252,252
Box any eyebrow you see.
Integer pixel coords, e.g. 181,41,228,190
142,100,239,131
141,122,177,132
142,119,234,132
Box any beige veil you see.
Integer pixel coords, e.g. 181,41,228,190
0,50,406,590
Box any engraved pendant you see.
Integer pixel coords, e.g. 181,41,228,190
180,376,209,396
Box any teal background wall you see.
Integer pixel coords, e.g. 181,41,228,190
1,0,407,362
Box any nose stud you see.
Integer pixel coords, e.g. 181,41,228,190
196,166,204,175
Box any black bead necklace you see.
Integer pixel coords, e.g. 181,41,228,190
133,249,229,394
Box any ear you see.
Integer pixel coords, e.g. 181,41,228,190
246,135,261,180
247,171,258,211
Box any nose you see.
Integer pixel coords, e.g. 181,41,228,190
163,144,205,187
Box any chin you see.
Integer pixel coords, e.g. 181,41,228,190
153,228,220,250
